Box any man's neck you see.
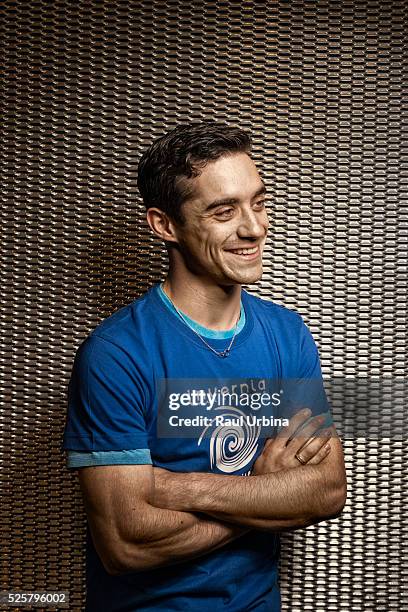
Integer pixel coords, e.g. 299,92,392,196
162,274,242,332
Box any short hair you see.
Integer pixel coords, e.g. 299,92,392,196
137,122,252,225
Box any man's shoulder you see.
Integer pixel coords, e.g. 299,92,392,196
243,289,304,327
80,285,157,354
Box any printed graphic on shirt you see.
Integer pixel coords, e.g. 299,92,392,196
156,376,331,475
198,405,261,474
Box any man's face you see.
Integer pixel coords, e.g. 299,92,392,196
172,152,269,286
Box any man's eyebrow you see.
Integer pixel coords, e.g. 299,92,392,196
204,183,267,212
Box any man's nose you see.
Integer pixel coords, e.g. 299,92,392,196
237,207,268,238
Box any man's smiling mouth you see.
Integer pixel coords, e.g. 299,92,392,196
225,245,261,259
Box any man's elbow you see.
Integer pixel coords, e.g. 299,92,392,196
101,553,128,576
99,539,164,576
323,481,347,520
91,534,141,576
99,543,139,576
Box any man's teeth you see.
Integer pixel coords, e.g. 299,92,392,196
229,246,258,255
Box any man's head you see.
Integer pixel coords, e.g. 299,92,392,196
137,122,269,286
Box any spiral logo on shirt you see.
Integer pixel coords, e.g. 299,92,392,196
198,406,261,474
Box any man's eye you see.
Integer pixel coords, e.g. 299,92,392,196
254,200,266,209
215,208,234,218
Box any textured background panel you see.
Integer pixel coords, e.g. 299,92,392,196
1,1,407,610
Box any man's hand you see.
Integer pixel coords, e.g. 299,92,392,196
252,408,334,475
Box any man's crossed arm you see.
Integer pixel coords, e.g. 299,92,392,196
79,462,249,575
152,408,347,531
78,409,347,575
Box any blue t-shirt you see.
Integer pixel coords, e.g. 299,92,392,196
63,283,329,612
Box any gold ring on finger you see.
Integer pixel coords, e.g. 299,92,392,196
295,452,307,465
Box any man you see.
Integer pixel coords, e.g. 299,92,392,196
63,122,347,611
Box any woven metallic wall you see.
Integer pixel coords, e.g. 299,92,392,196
1,1,407,610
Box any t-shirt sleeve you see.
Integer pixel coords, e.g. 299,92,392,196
62,334,152,453
298,317,325,379
297,318,332,422
66,449,152,469
279,316,333,426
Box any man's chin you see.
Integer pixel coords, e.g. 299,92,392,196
225,267,263,285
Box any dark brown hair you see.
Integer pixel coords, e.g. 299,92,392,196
137,122,252,225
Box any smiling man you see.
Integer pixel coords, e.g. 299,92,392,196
63,122,347,611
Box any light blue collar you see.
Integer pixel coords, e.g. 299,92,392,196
157,283,246,339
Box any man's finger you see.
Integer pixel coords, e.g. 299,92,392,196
306,441,332,465
288,416,332,448
279,411,328,447
293,428,333,462
262,437,274,451
275,408,313,444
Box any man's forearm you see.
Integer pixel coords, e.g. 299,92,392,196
153,461,345,530
178,467,342,530
98,503,248,574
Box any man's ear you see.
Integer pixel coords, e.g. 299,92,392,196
146,208,180,244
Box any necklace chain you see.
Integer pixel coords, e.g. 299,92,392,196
161,284,240,358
